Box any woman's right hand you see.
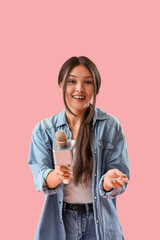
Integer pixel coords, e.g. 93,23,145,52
46,165,72,189
54,164,72,181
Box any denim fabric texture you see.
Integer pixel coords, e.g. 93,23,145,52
62,202,96,240
28,106,130,240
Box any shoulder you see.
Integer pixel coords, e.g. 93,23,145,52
94,106,121,130
33,116,55,133
94,107,125,143
33,110,65,133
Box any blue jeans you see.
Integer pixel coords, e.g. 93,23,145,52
62,203,97,240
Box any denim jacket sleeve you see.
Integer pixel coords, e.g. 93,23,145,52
99,124,130,199
28,125,58,195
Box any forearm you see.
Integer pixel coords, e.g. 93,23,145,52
46,170,63,189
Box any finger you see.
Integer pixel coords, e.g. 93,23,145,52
116,177,126,186
55,167,71,179
55,165,69,171
56,169,71,177
63,164,72,170
56,165,71,173
111,179,123,188
110,179,119,188
121,176,129,183
56,173,71,181
62,165,72,171
118,175,129,183
113,169,127,178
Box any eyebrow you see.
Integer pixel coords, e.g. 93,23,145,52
69,74,93,79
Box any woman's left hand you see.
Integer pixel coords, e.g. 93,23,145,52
103,169,129,192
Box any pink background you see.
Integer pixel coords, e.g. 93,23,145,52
1,0,160,239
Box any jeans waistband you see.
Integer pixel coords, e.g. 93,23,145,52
63,201,93,213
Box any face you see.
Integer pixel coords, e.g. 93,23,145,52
59,65,94,115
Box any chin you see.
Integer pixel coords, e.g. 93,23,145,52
72,106,89,114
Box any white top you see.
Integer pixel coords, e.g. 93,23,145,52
63,140,93,203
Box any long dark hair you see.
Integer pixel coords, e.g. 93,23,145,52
58,56,101,186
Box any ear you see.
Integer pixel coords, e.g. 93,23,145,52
59,83,63,93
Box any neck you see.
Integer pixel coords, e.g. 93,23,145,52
65,104,91,127
65,109,84,127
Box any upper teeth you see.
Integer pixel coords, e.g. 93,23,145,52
73,96,85,99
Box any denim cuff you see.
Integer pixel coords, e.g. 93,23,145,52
99,175,125,199
37,168,58,195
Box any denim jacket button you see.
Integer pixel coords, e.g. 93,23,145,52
96,220,99,224
94,196,97,199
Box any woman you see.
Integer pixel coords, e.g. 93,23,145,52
28,56,130,240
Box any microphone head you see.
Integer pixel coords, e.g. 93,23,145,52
55,130,68,147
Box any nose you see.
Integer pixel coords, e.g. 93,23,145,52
75,81,84,92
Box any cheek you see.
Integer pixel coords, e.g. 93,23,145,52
65,89,72,97
65,87,74,100
89,89,94,98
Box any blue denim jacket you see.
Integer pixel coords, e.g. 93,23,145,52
28,106,130,240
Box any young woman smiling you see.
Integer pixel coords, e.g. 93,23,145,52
28,56,130,240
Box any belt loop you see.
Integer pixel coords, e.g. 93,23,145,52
85,203,89,216
63,201,67,212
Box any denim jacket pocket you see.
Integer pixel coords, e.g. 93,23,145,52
98,141,114,174
98,141,114,150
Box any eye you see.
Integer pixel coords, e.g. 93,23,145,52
67,79,76,83
84,80,93,84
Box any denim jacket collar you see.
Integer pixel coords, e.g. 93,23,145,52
55,109,67,128
55,106,108,128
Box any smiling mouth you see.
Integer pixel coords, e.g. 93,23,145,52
72,95,86,99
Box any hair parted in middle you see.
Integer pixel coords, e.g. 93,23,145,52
58,56,101,186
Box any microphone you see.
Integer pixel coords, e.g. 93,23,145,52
52,130,72,184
